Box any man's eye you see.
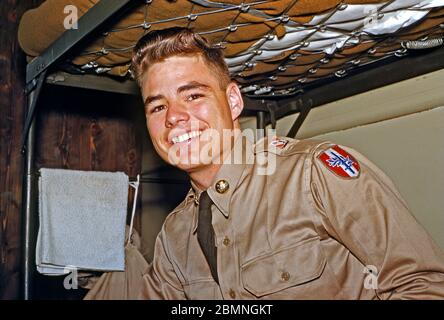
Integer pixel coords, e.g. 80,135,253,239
187,94,203,101
151,105,166,113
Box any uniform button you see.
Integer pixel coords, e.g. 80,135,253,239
223,237,230,246
215,180,229,194
229,289,236,299
281,271,291,282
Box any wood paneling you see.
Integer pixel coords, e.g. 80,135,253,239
32,85,144,299
0,0,144,299
0,0,43,300
35,87,142,176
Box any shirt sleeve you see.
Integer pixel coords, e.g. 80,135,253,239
139,228,186,300
309,144,444,299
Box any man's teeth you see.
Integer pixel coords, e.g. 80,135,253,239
172,131,201,144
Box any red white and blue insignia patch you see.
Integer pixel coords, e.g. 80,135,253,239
318,145,360,179
270,137,288,149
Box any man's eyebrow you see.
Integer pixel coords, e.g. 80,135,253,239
144,82,210,107
144,94,164,107
177,81,210,93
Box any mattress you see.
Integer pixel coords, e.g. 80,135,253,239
18,0,444,97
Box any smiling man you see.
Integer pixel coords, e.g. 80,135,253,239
130,27,444,299
137,47,243,188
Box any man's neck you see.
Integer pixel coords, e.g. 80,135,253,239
189,163,222,191
189,125,242,191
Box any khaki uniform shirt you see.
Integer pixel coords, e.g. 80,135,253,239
140,137,444,299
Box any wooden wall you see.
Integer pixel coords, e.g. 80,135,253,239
0,1,144,299
32,86,144,299
35,86,143,179
0,0,43,300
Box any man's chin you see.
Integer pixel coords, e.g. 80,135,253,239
170,156,213,173
174,162,204,173
164,144,220,169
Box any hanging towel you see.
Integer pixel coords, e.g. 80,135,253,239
36,168,129,275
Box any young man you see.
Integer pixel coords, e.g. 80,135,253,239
131,27,444,299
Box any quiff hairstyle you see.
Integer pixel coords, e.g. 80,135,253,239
131,27,231,89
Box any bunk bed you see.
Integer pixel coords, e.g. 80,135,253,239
18,0,444,299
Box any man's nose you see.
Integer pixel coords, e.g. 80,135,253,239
165,101,190,128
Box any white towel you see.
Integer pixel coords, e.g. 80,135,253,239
36,168,129,275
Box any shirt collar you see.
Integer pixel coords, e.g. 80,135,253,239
191,135,253,232
171,188,195,214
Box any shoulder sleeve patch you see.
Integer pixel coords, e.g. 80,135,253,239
269,137,289,149
317,145,360,179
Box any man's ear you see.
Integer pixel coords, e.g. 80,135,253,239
226,82,244,121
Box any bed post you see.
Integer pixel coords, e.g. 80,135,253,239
21,89,38,300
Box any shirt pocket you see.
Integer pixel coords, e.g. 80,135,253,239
183,280,223,300
241,237,328,298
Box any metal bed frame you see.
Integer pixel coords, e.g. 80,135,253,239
21,0,444,299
